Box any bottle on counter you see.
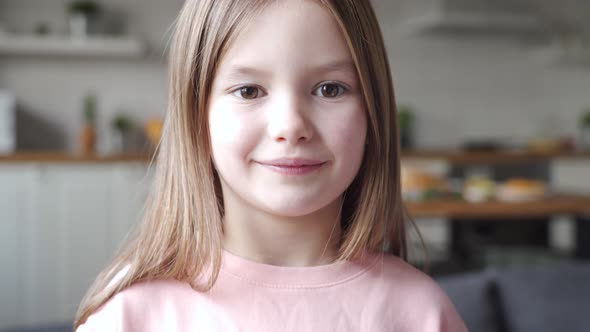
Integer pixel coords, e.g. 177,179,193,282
79,94,97,155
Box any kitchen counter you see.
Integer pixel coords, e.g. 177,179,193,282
0,151,153,163
405,193,590,220
402,149,590,164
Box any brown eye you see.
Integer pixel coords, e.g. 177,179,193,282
239,86,259,99
316,83,344,98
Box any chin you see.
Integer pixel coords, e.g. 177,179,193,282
256,195,338,218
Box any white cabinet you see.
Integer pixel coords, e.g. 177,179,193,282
0,165,36,327
0,163,151,329
46,165,116,323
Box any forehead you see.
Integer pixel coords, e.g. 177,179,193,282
216,0,355,77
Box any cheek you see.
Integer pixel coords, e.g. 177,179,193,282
321,104,367,158
208,101,259,161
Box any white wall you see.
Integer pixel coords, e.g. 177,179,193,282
0,0,182,152
1,0,589,151
371,0,590,148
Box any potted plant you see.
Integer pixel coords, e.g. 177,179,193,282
111,112,135,153
79,94,97,155
397,105,415,150
67,0,102,37
580,108,590,150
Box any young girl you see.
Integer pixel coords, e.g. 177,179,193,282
75,0,467,330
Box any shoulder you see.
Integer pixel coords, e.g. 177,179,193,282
77,279,196,332
359,253,468,331
104,277,194,310
362,252,444,296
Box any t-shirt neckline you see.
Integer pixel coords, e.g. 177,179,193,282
220,249,380,289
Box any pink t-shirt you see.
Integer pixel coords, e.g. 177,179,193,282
77,250,467,331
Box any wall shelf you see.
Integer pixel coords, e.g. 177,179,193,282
0,34,147,58
398,10,542,36
531,44,590,66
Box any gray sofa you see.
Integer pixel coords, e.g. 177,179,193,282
1,326,72,332
436,261,590,332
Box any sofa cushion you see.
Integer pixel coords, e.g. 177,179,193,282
0,325,72,332
495,261,590,332
437,269,503,332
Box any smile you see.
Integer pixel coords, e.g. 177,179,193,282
256,159,327,176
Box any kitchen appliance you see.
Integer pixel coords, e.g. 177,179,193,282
0,90,16,154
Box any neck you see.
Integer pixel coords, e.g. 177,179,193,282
222,192,343,267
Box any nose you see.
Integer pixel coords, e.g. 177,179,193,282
267,93,313,144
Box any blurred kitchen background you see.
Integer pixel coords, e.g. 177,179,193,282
1,0,589,331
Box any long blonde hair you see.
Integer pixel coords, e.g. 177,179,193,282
74,0,413,328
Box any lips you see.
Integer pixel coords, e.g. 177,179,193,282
259,158,325,167
256,158,326,176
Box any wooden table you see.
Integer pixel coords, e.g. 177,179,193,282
405,193,590,259
401,149,590,164
405,193,590,220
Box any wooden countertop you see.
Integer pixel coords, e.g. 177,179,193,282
401,149,590,164
405,193,590,220
0,151,153,163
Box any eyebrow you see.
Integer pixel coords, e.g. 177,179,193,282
223,59,357,79
311,60,357,74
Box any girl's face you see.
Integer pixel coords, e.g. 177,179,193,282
208,0,367,217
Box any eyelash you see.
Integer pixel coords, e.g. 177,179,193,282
229,82,348,100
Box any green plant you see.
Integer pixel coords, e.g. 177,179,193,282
67,1,101,16
111,113,133,133
83,94,96,125
581,108,590,127
397,105,414,130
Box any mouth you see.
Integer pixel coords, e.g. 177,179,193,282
256,158,327,176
